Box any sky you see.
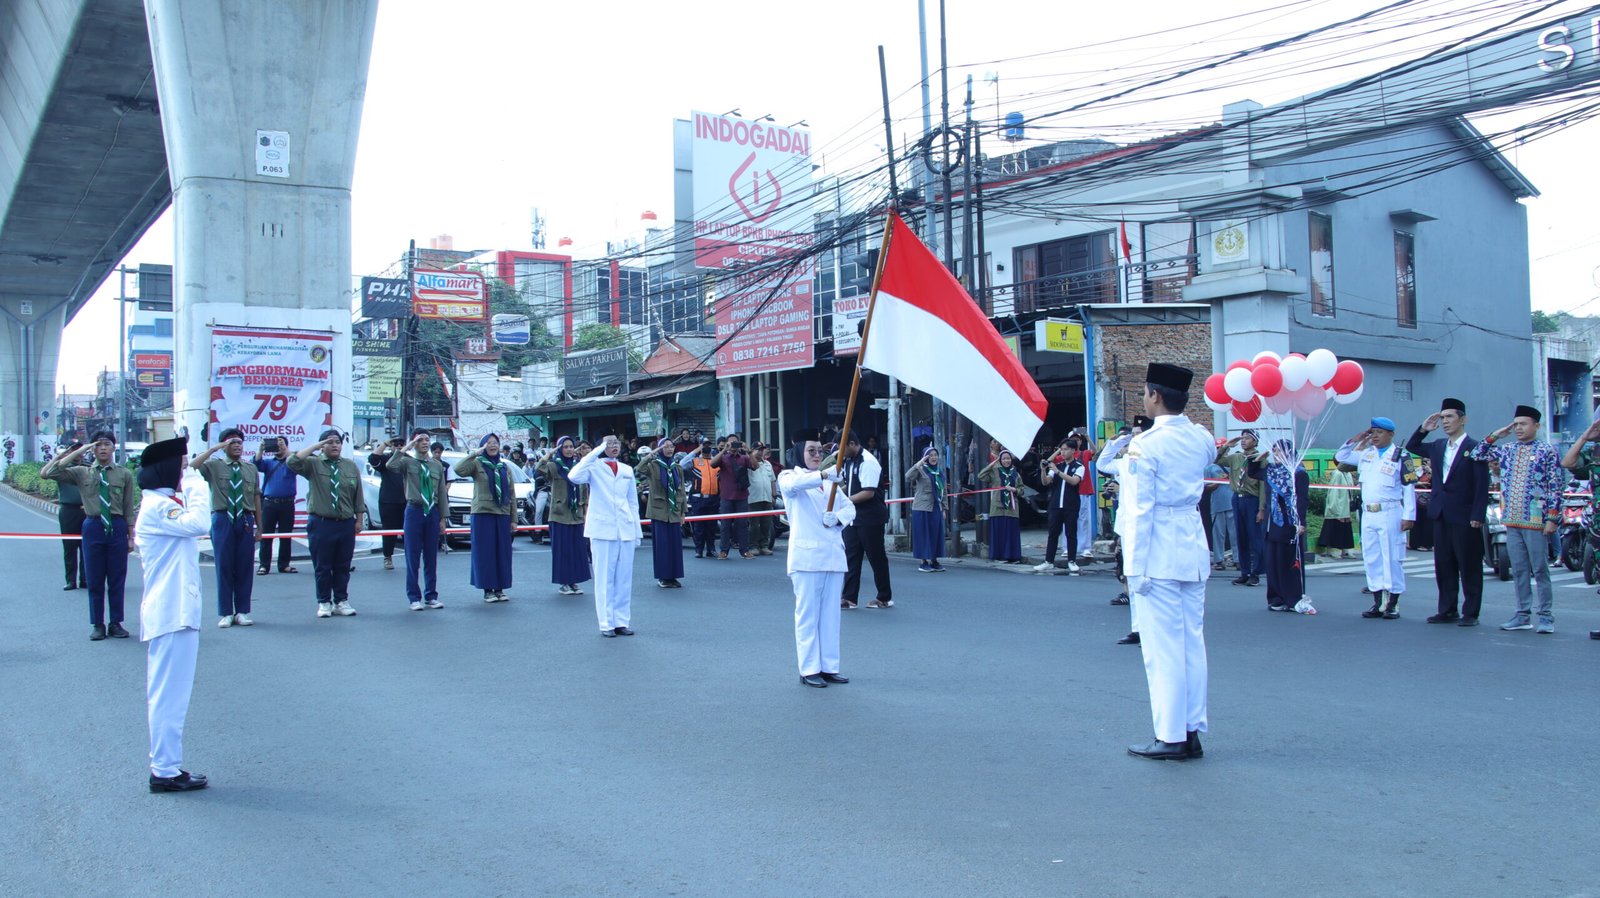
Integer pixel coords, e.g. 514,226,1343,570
55,0,1600,395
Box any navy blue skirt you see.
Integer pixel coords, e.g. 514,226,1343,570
470,513,514,590
912,508,944,561
550,521,592,584
650,519,685,579
988,515,1022,561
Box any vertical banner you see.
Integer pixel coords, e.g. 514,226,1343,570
209,326,335,443
713,258,815,377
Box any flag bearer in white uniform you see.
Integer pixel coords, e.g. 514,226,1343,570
135,436,213,792
780,436,854,688
1120,364,1216,762
1334,417,1417,620
566,435,643,637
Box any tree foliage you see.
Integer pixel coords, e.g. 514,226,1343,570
1532,310,1567,334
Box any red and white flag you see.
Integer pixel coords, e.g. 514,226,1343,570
861,214,1047,453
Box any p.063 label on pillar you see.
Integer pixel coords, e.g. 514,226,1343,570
255,130,291,179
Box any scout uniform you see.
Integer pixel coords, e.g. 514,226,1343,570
454,435,517,601
1334,417,1417,618
197,452,260,625
286,438,366,617
45,448,137,636
905,448,947,571
387,444,447,608
538,437,591,593
637,440,687,587
977,455,1024,562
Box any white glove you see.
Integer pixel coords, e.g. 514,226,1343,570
822,468,846,484
822,511,840,528
1131,576,1152,597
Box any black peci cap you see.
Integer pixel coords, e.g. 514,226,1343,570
1146,362,1194,393
1514,404,1541,422
1440,397,1466,414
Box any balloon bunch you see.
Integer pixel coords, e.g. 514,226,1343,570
1202,349,1365,423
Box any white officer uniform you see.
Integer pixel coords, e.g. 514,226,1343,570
1096,433,1138,631
1117,414,1215,745
136,469,212,778
1333,440,1416,595
567,444,644,633
779,466,856,677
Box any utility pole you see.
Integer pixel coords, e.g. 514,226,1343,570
117,267,128,454
402,238,417,437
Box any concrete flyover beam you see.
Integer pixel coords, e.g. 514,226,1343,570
0,0,169,458
144,0,379,444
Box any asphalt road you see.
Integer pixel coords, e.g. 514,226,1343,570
2,492,1596,898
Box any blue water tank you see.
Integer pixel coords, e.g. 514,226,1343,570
1004,112,1025,142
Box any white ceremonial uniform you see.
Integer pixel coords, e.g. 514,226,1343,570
779,466,857,677
1333,441,1417,594
1116,415,1215,745
135,470,212,778
568,445,643,632
1096,434,1139,632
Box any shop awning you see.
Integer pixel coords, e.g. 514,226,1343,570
504,376,715,425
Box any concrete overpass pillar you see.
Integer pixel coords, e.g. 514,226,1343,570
143,0,378,443
0,303,67,462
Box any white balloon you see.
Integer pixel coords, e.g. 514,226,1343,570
1332,382,1364,406
1305,348,1338,387
1205,396,1229,412
1224,367,1256,403
1252,350,1282,365
1279,356,1310,392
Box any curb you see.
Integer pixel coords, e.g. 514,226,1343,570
0,481,60,517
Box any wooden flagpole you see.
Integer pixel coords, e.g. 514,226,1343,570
827,208,897,511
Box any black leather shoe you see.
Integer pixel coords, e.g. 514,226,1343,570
1361,592,1385,619
1186,731,1204,759
1231,576,1249,586
1426,612,1459,624
1128,739,1190,761
613,626,635,636
90,624,107,641
1117,632,1140,645
1246,576,1260,587
1590,629,1599,640
149,770,208,793
599,629,617,638
799,674,827,688
1268,604,1290,612
1458,617,1480,627
819,672,849,684
107,623,130,638
63,583,77,591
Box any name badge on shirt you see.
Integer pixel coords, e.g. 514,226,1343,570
1378,461,1398,479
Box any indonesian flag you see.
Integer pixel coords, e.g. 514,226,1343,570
861,213,1047,453
1119,221,1133,263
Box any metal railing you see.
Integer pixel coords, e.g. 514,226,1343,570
974,254,1199,316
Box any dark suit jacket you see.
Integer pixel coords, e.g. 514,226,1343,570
1404,429,1490,525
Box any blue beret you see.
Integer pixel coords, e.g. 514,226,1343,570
1370,417,1396,432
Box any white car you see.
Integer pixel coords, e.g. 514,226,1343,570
363,450,534,546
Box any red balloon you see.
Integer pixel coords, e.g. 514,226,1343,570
1250,364,1284,398
1203,373,1230,406
1329,360,1365,394
1227,359,1252,372
1250,357,1280,370
1285,352,1306,361
1231,397,1263,422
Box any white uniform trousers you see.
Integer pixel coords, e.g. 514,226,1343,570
591,539,635,631
1076,501,1093,557
791,570,844,676
147,627,199,777
1360,506,1406,594
1133,576,1208,744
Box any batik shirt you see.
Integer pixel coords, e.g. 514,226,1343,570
1467,437,1563,530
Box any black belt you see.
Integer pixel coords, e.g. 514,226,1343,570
309,514,354,522
59,502,82,508
263,496,295,504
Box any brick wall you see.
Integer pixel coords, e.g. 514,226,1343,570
1096,321,1215,432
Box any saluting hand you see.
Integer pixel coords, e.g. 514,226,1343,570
1421,413,1441,433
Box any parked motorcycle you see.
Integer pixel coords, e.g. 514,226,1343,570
1582,502,1600,585
1558,487,1590,571
1483,497,1510,582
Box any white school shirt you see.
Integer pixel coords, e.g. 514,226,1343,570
566,445,643,542
136,471,214,641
